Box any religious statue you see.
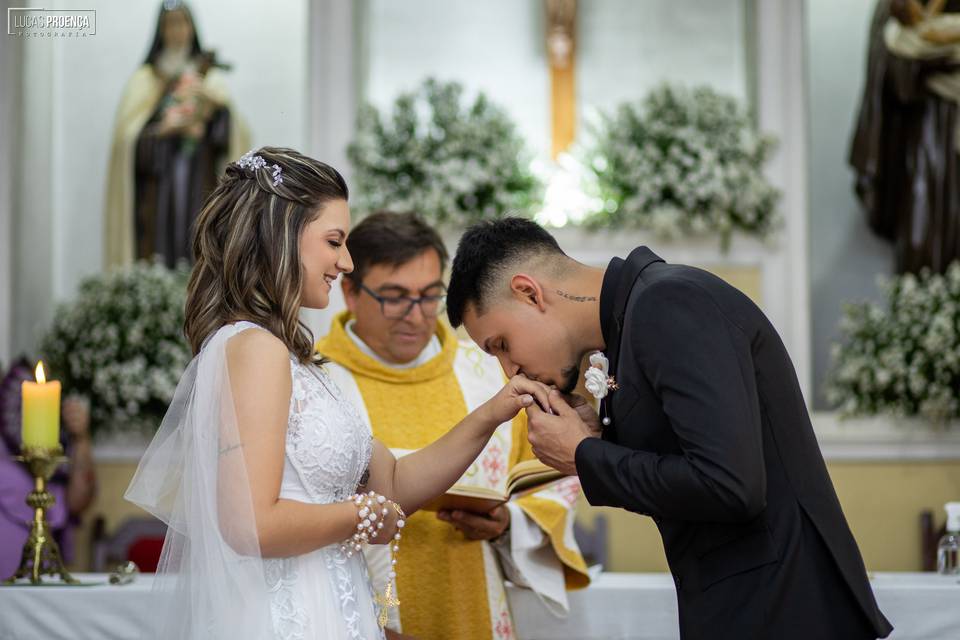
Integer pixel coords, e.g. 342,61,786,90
849,0,960,274
103,0,249,269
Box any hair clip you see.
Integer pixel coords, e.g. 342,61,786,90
238,150,283,187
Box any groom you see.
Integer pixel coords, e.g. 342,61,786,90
445,218,892,640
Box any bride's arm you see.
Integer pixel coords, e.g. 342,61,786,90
364,375,552,515
225,328,358,557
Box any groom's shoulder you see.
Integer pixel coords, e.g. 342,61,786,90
628,263,758,341
628,263,739,323
636,262,727,302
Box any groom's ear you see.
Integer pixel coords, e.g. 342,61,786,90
510,274,546,311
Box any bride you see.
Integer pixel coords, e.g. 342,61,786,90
125,147,550,639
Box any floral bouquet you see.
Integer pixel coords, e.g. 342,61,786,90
348,78,542,226
158,70,208,152
38,261,191,437
826,263,960,424
580,83,780,247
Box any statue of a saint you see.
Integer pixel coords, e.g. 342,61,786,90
850,0,960,274
104,1,249,269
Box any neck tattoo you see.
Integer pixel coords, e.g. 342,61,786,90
555,289,597,303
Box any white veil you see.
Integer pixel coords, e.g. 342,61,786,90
125,324,274,639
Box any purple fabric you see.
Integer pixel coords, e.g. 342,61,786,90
0,357,32,452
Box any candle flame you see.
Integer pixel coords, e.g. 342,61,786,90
35,361,46,384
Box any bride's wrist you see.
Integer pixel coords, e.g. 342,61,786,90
340,491,390,556
476,399,501,431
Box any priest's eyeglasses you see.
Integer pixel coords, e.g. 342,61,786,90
358,283,447,319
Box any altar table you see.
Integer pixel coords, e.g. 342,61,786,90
0,572,956,639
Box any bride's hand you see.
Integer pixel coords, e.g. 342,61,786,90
481,374,554,426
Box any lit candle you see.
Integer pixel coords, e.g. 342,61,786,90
21,361,61,450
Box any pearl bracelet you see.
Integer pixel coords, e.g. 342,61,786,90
340,491,407,628
341,491,397,556
386,501,407,581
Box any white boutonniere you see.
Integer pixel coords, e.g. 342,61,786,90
585,352,618,400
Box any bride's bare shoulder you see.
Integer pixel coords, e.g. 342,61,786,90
226,326,289,374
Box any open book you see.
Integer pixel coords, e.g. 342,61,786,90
420,458,567,513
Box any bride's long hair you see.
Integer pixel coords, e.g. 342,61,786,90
184,146,348,362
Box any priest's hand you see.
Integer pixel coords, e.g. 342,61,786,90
437,505,510,541
526,390,595,476
481,375,554,427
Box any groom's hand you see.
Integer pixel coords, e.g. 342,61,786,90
526,390,595,476
562,393,602,437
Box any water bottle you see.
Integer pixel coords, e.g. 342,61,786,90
937,502,960,575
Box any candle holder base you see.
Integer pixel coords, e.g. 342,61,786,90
3,525,79,586
2,445,80,586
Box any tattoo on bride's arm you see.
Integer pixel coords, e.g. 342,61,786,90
555,289,598,303
218,441,243,456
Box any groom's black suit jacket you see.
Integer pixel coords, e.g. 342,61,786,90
575,248,892,640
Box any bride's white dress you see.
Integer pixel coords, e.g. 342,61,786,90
127,321,386,639
255,320,386,640
248,320,385,639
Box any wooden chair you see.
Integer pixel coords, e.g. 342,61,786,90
574,515,609,570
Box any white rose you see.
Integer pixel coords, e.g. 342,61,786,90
588,352,609,375
584,367,609,400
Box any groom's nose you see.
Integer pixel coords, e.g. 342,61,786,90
497,354,519,377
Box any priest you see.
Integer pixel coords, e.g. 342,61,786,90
317,212,589,640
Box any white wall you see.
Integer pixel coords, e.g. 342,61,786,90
0,1,19,366
577,0,748,124
362,0,748,160
805,0,893,408
364,0,550,155
12,0,308,354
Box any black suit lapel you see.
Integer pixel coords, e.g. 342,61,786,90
604,246,664,377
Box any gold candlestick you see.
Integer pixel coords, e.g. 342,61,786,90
3,445,79,585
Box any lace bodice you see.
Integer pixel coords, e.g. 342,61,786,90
226,324,381,639
226,322,373,504
283,355,374,504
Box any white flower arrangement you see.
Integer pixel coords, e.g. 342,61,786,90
580,83,781,246
348,78,542,226
826,263,960,425
39,261,191,437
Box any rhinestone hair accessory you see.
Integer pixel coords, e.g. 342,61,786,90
237,149,284,187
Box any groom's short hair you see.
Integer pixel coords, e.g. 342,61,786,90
446,217,566,328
